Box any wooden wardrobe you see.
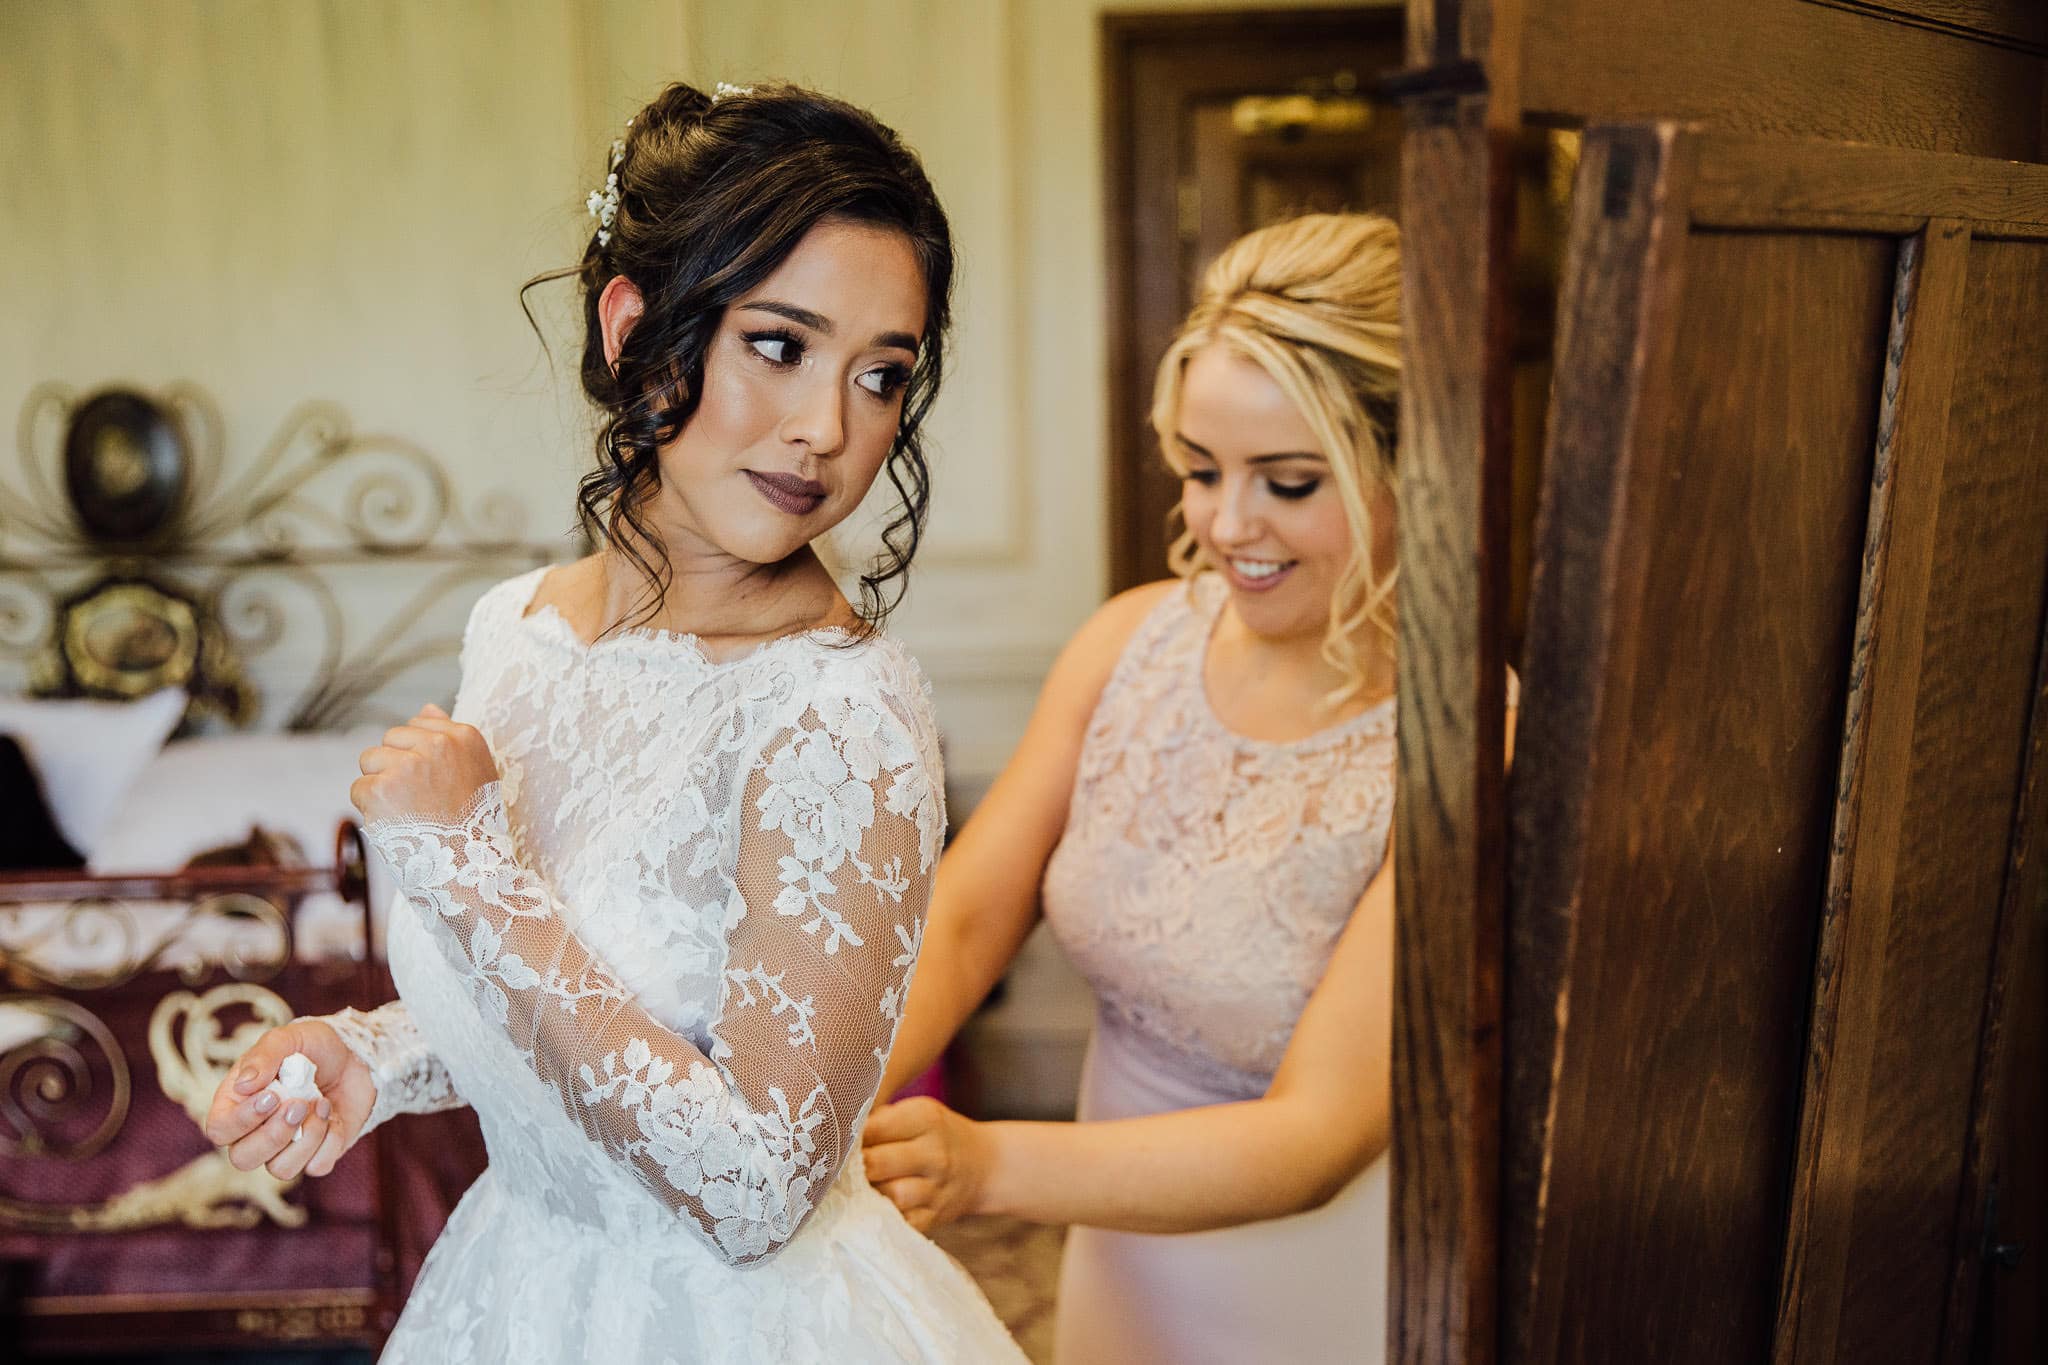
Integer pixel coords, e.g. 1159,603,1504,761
1386,4,2048,1362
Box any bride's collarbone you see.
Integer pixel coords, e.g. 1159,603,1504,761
527,559,854,655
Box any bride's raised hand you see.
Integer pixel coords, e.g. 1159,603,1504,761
351,703,499,825
862,1095,995,1233
202,1017,375,1180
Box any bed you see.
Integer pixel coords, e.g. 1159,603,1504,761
0,383,565,1355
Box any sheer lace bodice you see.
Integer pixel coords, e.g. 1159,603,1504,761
1042,574,1395,1098
334,567,944,1267
313,568,1020,1359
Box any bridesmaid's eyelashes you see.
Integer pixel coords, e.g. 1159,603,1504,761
1180,469,1323,500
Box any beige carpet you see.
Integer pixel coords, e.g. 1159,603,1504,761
930,1215,1066,1362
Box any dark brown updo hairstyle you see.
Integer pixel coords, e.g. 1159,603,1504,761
526,82,955,636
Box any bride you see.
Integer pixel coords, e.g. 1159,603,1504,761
199,81,1023,1362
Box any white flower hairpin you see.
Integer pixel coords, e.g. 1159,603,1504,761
713,82,754,102
586,132,627,247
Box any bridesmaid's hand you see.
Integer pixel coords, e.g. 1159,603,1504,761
202,1018,375,1180
862,1096,994,1233
351,704,498,826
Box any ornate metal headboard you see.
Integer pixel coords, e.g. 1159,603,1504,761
1,383,572,731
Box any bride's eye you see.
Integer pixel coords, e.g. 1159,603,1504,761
744,330,803,367
856,364,910,399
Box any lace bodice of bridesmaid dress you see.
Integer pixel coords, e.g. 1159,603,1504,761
1042,575,1396,1098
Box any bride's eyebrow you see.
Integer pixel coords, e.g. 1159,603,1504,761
738,300,831,331
737,300,919,354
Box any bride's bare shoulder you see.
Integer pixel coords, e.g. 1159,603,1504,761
519,554,604,620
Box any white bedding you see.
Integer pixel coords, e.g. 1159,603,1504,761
3,730,394,977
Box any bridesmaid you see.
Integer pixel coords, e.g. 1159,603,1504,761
864,212,1453,1363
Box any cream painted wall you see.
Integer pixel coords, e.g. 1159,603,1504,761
1,0,1363,781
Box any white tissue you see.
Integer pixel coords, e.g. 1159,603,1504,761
267,1051,323,1144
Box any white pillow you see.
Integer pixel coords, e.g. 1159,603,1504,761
0,688,187,857
90,728,382,875
90,728,396,960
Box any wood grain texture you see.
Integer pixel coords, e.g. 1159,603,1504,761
1964,694,2048,1365
1828,235,2048,1364
1800,0,2048,54
1392,95,1513,1365
1501,121,1697,1361
1512,223,1894,1362
1772,220,1971,1365
1929,238,2048,1365
1689,135,2048,234
1940,520,2048,1365
1519,0,2044,160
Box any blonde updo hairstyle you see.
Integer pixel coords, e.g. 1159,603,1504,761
1150,212,1401,707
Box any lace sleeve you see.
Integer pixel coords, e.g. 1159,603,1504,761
362,697,941,1266
319,1000,466,1138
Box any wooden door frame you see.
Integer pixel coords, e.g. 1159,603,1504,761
1387,0,2048,1357
1099,5,1403,594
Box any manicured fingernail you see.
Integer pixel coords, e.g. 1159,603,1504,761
236,1066,259,1091
284,1101,307,1126
316,1098,332,1120
254,1091,278,1115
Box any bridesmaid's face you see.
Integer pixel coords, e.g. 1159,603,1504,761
1173,343,1370,645
653,217,927,567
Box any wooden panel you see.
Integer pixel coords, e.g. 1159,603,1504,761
1964,682,2047,1363
1391,94,1513,1365
1510,203,1894,1358
1688,134,2048,235
1773,221,1971,1365
1520,0,2044,161
1502,122,1698,1359
1930,238,2048,1363
1803,0,2048,53
1778,231,2048,1365
1776,228,2048,1365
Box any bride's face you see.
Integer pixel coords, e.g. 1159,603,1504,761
651,217,927,567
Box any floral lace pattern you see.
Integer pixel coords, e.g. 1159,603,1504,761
307,570,1022,1360
325,1001,464,1136
322,572,946,1266
1042,575,1397,1097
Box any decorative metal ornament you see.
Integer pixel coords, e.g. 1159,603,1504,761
35,575,255,725
0,984,313,1231
61,390,189,544
3,382,558,732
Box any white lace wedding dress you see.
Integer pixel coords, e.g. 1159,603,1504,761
1042,574,1395,1364
316,567,1022,1363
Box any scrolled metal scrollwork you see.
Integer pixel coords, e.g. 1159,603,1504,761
0,892,294,994
0,994,130,1160
1,382,565,730
0,983,310,1232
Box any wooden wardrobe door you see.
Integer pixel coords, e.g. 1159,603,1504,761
1502,126,2048,1365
